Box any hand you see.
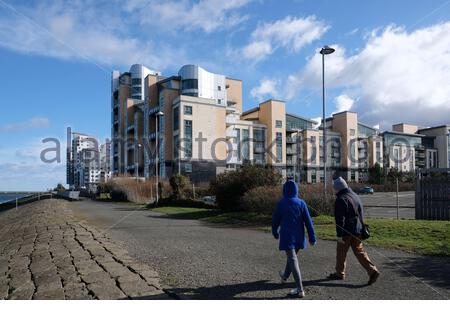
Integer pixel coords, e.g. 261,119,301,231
337,237,345,244
309,240,316,246
273,233,279,240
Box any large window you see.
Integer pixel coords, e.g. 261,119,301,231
242,129,250,160
276,120,283,128
181,79,198,90
310,136,317,165
276,132,282,163
173,134,179,159
184,120,192,158
235,129,241,161
131,78,141,85
173,107,179,131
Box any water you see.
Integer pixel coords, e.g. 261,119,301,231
0,193,32,204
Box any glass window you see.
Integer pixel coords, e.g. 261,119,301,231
173,107,179,131
173,134,179,159
350,129,356,136
276,132,282,163
181,79,198,90
235,129,241,161
131,78,141,85
276,120,282,128
184,120,192,158
184,105,192,115
217,85,221,91
218,99,222,105
185,163,192,173
242,129,250,160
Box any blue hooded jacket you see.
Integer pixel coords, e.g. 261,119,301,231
272,181,317,251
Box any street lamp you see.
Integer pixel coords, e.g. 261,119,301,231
155,111,164,204
320,45,335,199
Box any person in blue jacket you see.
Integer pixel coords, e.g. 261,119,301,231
272,180,317,297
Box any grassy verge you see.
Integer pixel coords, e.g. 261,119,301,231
153,206,450,256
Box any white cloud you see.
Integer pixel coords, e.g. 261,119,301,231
0,117,50,133
334,94,354,113
281,22,450,128
241,15,329,61
250,79,280,101
0,1,181,70
126,0,252,33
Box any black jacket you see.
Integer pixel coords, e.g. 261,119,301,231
334,188,364,237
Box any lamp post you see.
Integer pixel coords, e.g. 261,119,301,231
320,45,335,199
155,111,164,204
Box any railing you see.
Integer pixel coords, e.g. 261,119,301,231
0,193,54,212
415,168,450,220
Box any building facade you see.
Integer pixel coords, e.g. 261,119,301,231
67,133,111,192
111,64,449,184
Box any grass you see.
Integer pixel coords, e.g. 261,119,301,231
153,206,450,256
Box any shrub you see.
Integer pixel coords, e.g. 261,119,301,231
210,165,282,211
104,177,169,203
169,174,188,200
241,183,335,217
241,186,282,216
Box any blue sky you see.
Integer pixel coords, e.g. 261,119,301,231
1,0,450,191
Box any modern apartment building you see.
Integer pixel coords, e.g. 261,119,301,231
111,64,449,184
67,132,111,191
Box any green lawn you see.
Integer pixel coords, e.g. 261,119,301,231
152,206,450,256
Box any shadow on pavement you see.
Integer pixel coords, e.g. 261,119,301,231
156,278,368,300
385,255,450,291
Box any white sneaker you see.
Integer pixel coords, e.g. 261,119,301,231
279,271,287,284
288,288,305,298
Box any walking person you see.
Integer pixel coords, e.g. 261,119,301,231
328,177,380,285
272,180,316,298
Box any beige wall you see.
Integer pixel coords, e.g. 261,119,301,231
178,96,227,161
226,78,243,114
392,123,418,134
258,100,286,165
332,111,358,170
241,109,259,121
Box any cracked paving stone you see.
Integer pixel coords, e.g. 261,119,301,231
87,283,127,300
81,271,115,285
118,280,160,298
34,287,65,300
8,283,35,300
100,262,132,278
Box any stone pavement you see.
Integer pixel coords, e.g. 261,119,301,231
0,199,170,300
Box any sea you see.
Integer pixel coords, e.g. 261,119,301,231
0,193,32,204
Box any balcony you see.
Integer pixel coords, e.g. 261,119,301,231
286,136,296,144
286,148,295,155
226,101,237,113
226,128,238,138
254,146,265,153
226,114,238,125
227,156,240,164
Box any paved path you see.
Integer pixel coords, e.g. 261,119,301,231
72,199,450,300
0,199,169,300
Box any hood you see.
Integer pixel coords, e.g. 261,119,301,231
283,180,299,199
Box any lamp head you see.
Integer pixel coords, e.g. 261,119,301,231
320,46,335,55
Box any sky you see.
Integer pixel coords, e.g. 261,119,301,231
0,0,450,191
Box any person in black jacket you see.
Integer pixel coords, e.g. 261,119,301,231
328,177,380,285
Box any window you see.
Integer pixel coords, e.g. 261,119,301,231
173,134,179,159
131,78,141,85
276,132,282,163
275,120,282,128
184,105,192,115
217,85,221,91
242,129,250,160
184,120,192,158
350,129,356,136
235,129,241,161
185,163,192,173
181,79,198,90
218,99,222,105
173,107,179,131
310,136,317,164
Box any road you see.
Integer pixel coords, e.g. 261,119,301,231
360,191,415,219
70,199,449,300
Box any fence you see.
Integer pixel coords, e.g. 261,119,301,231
415,168,450,220
0,193,53,212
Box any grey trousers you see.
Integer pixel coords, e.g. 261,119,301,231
283,249,303,291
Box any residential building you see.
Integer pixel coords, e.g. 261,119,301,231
67,132,111,192
417,125,450,169
111,63,449,184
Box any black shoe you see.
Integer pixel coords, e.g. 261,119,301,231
327,273,345,280
368,271,380,285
